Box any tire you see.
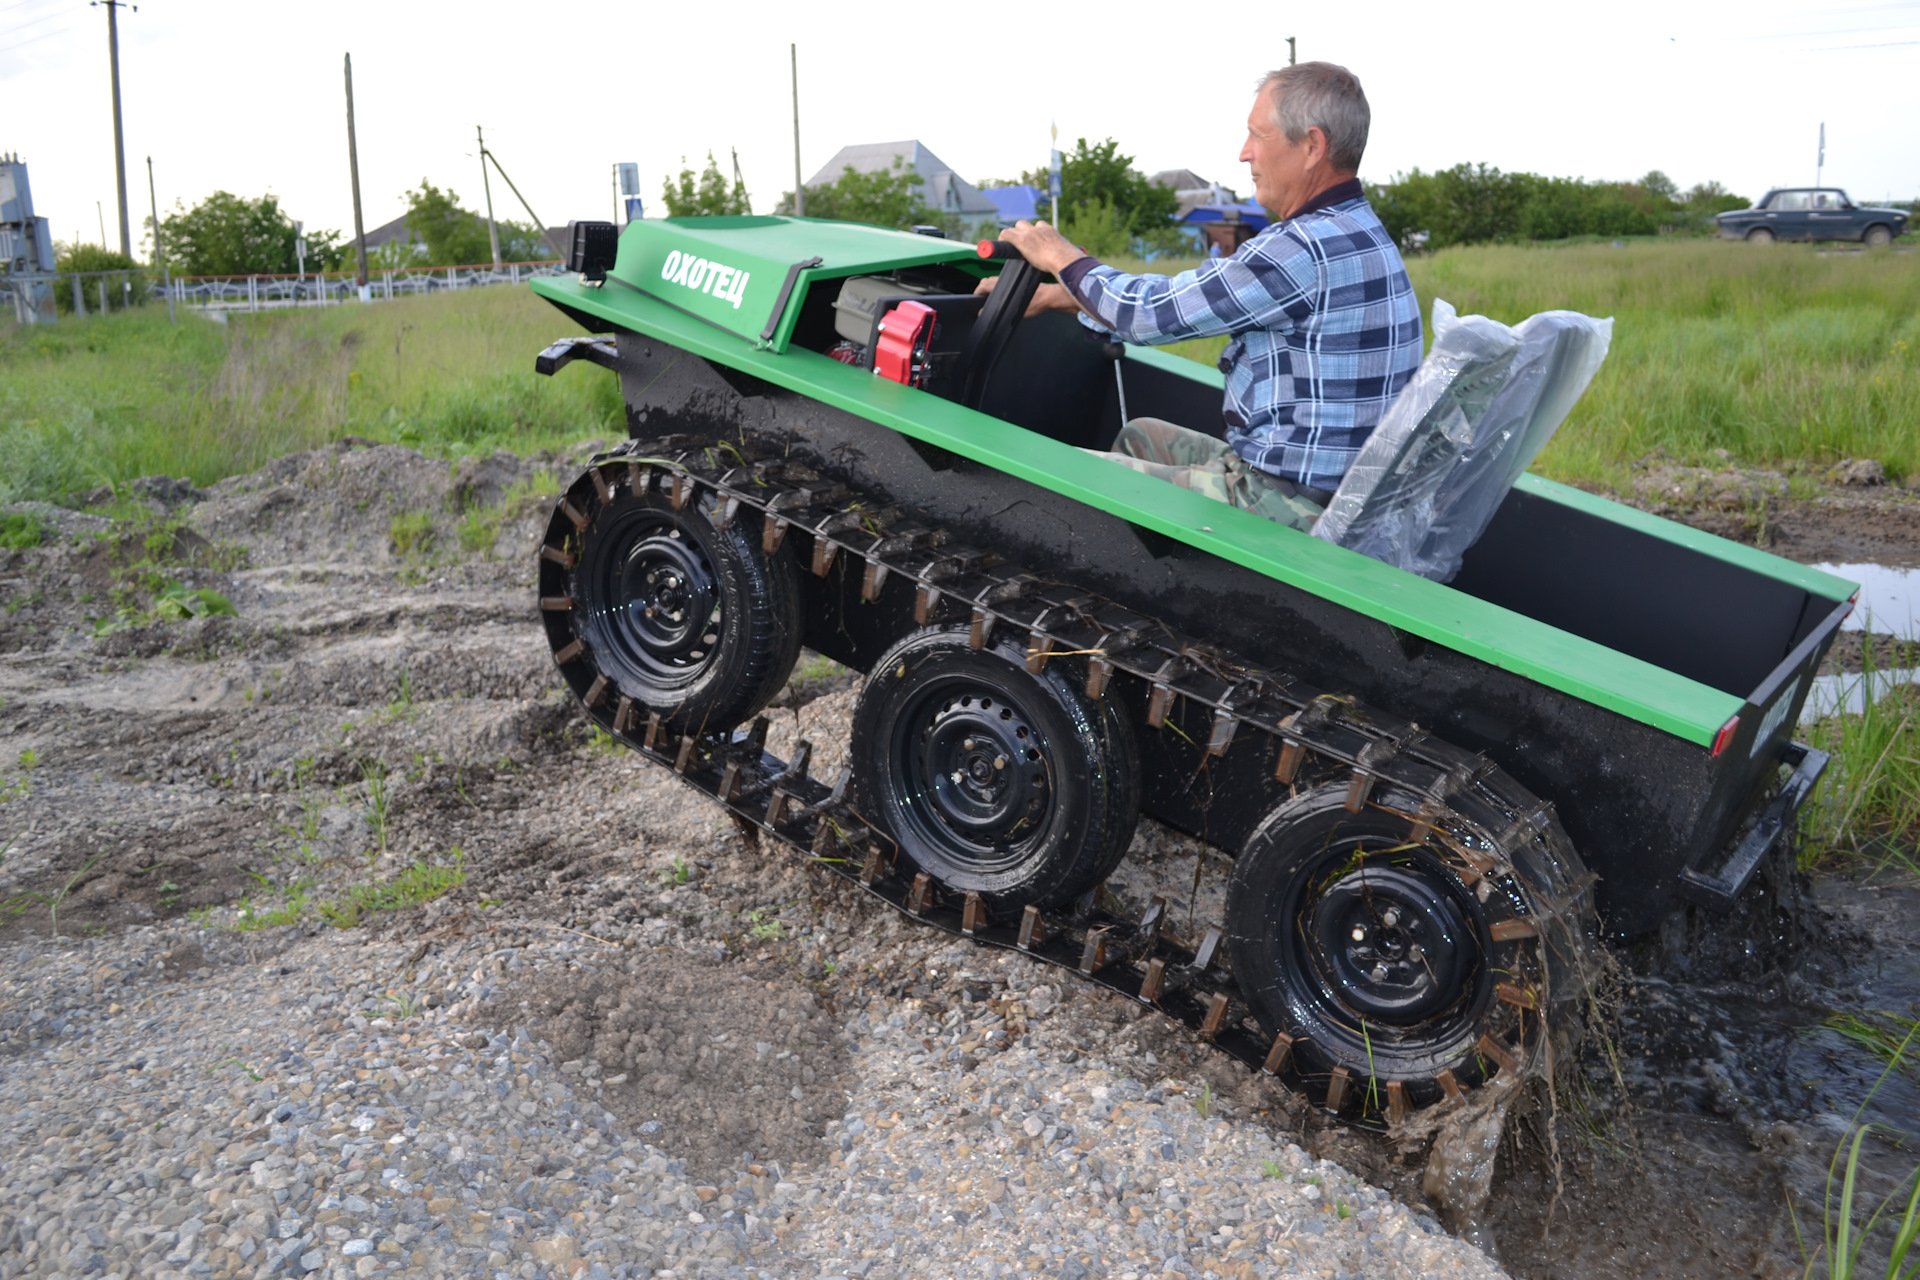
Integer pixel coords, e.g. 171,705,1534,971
556,472,801,736
1865,225,1893,249
1226,782,1549,1106
851,627,1139,907
1746,227,1775,244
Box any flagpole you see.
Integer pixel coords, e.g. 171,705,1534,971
1815,122,1825,189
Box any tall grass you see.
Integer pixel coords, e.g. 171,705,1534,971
4,240,1915,506
1134,240,1920,494
0,288,622,505
1801,687,1920,877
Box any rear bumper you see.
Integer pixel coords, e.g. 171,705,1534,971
1677,741,1830,909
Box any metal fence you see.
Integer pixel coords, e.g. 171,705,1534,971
1,259,568,325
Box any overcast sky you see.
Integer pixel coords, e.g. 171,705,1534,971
3,0,1915,258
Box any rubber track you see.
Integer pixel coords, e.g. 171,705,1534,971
540,438,1598,1127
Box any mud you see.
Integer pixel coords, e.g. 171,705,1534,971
2,439,1916,1280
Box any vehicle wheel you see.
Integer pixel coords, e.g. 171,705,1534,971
545,468,801,736
1226,782,1557,1108
1746,227,1775,244
1864,225,1893,248
851,627,1139,907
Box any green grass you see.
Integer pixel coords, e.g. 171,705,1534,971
5,242,1913,508
1132,241,1920,495
0,287,622,506
1801,642,1920,875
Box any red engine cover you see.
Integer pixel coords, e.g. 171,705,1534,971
873,300,937,387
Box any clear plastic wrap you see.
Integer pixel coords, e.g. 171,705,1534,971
1311,299,1613,582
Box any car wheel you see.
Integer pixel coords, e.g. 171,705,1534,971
851,626,1140,908
1865,225,1893,249
1226,781,1564,1111
1746,228,1775,245
544,467,802,737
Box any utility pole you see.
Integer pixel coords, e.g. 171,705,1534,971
478,125,501,266
146,154,173,323
344,53,369,298
790,44,803,216
93,1,133,257
483,148,563,258
1287,36,1296,66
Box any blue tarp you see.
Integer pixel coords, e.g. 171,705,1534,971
982,185,1043,224
1180,201,1271,230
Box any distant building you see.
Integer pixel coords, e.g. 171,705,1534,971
806,141,1000,225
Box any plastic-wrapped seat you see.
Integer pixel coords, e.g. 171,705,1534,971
1311,300,1613,582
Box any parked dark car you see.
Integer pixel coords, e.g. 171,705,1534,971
1716,188,1909,246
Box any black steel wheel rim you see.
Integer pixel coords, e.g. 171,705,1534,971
890,680,1054,876
578,511,724,692
1279,841,1489,1055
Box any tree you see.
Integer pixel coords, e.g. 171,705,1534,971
403,181,490,266
159,191,336,276
401,181,544,265
1021,138,1178,248
50,243,148,314
775,159,940,230
661,152,751,217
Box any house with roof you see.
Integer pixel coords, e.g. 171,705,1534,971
805,141,1000,228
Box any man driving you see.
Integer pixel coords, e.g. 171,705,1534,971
990,61,1422,530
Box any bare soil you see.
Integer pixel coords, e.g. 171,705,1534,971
2,441,1915,1278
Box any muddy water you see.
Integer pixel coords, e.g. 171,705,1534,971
1464,868,1920,1280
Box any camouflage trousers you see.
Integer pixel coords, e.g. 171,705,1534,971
1087,417,1330,532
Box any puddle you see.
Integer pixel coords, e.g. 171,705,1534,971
1815,562,1920,641
1803,667,1920,721
1481,873,1920,1280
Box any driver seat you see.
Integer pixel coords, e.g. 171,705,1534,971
1311,300,1613,582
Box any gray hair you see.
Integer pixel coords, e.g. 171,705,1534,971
1259,62,1370,174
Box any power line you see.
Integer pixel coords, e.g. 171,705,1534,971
0,23,66,54
0,6,66,36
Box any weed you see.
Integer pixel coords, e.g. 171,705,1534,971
504,469,563,505
382,672,416,723
1194,1081,1213,1120
743,906,784,942
358,759,392,860
1823,1011,1920,1080
372,988,424,1021
1336,1201,1353,1221
214,1058,264,1082
659,855,692,887
90,580,236,636
45,850,107,936
457,504,501,554
1801,641,1920,874
1794,1015,1919,1279
389,511,435,558
0,512,44,549
1260,1159,1285,1179
586,724,623,755
317,853,466,928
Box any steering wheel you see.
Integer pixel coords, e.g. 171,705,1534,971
960,240,1045,409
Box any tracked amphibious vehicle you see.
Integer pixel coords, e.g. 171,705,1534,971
527,215,1853,1124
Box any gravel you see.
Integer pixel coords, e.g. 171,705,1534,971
0,923,1508,1280
0,442,1513,1279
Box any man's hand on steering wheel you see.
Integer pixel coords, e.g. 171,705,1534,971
997,220,1087,275
972,221,1091,318
972,276,1078,318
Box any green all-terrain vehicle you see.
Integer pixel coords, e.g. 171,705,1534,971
527,215,1854,1124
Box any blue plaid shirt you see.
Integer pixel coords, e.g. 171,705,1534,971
1060,183,1422,489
